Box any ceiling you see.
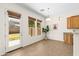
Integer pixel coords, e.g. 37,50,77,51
21,3,79,17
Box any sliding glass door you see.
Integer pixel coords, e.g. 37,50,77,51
6,10,22,52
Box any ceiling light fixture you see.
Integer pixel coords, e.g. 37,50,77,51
46,17,51,21
46,8,51,21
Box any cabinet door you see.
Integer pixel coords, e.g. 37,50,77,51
67,17,73,29
64,33,73,45
70,17,74,28
64,33,69,44
67,16,79,29
67,33,73,45
64,33,67,44
73,16,79,29
67,18,71,29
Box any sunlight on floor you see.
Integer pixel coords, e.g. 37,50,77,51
9,34,21,47
9,40,21,47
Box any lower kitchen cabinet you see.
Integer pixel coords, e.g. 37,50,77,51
64,33,73,45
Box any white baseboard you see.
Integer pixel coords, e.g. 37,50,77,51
48,39,64,42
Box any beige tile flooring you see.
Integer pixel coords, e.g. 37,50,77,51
5,39,73,56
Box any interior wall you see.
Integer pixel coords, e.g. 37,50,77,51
0,9,6,55
46,16,73,41
0,3,45,55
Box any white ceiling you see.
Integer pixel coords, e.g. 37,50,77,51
23,3,79,17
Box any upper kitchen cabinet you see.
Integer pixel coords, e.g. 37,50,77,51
67,15,79,29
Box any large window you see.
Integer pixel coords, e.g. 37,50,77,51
37,20,42,35
28,17,36,36
9,18,20,41
7,10,21,47
28,16,42,36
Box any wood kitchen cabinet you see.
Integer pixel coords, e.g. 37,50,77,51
67,15,79,29
64,33,73,45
